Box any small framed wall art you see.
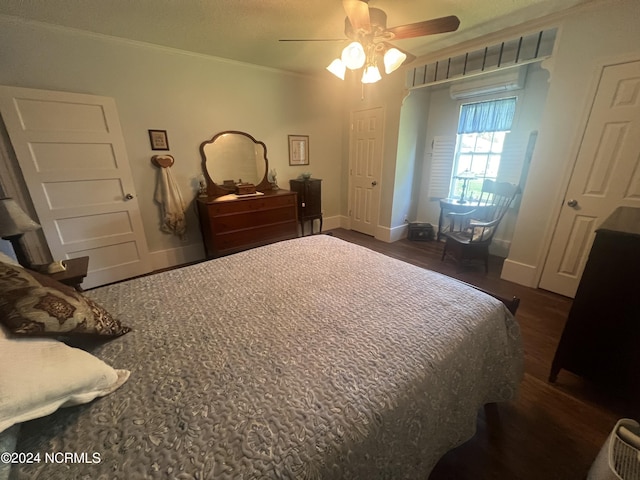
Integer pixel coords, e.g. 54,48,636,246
148,130,170,151
288,135,309,166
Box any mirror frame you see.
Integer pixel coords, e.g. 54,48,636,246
199,130,271,197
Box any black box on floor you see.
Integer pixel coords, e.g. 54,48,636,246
408,222,434,241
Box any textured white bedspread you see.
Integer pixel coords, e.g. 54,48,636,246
13,235,523,479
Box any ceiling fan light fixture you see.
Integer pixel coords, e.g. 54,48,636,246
326,58,346,80
341,41,366,70
361,64,382,84
383,48,407,74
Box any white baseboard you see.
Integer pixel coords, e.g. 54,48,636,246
321,214,343,232
337,214,351,230
150,242,205,271
329,219,408,244
501,258,538,287
384,223,408,243
489,238,511,258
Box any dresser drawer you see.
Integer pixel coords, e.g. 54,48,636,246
213,221,298,253
209,194,295,216
212,205,297,232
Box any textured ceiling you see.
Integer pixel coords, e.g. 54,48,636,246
0,0,597,76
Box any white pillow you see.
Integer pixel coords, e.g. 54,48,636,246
0,325,130,433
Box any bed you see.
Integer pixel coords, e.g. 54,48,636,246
1,235,523,479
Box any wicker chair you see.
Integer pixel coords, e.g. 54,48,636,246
441,179,520,273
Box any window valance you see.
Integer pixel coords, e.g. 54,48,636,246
457,97,516,134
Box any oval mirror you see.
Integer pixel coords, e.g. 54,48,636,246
200,131,270,196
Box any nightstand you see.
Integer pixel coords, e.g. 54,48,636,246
48,256,90,291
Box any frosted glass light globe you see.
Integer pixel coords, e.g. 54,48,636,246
341,42,366,70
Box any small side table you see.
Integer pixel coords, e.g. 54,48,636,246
438,199,477,241
437,199,492,241
49,256,90,291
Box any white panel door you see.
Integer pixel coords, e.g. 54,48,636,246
0,85,152,289
349,107,384,236
539,60,640,297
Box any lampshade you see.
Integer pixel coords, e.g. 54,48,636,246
383,48,407,74
0,197,41,237
455,170,477,180
341,42,366,70
361,65,382,84
326,58,346,80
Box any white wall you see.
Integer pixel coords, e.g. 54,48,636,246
0,16,346,269
396,88,431,230
502,0,640,287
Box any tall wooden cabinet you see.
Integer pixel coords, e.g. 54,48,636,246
549,206,640,398
289,178,322,235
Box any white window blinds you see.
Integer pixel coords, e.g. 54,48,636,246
428,136,456,199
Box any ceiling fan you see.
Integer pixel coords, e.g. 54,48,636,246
280,0,460,83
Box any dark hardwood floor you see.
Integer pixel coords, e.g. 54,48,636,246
326,228,638,480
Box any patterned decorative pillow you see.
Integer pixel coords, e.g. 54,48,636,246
0,262,130,337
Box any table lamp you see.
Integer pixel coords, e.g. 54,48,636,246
455,170,477,204
0,197,41,268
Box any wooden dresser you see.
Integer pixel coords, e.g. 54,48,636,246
549,206,640,398
197,189,298,258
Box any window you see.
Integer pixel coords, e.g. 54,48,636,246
450,131,506,200
450,97,516,201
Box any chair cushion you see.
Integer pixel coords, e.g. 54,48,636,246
445,231,473,244
471,225,494,242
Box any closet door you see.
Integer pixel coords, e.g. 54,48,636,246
539,60,640,297
349,107,383,236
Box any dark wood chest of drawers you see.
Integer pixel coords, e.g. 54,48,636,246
550,207,640,397
197,189,298,258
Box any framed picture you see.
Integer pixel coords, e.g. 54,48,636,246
148,130,169,151
288,135,309,166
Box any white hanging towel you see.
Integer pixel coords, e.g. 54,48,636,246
154,166,187,237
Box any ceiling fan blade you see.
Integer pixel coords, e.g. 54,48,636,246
279,39,345,42
386,15,460,40
342,0,371,34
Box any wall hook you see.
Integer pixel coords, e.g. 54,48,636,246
151,155,175,168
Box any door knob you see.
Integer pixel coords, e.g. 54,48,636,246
371,181,378,186
567,199,578,208
125,193,134,200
